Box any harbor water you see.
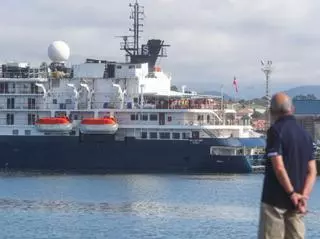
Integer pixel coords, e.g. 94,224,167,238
0,173,319,239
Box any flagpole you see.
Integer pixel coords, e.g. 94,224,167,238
220,84,224,124
233,76,238,105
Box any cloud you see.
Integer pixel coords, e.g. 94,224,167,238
0,0,319,97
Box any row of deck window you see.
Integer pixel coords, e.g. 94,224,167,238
5,113,36,125
141,132,191,140
131,114,158,121
7,129,31,135
198,115,210,122
5,98,36,109
0,83,39,94
116,64,141,69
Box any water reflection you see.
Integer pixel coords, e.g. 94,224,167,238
0,174,318,239
0,197,257,220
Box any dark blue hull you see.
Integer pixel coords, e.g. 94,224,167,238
0,135,264,174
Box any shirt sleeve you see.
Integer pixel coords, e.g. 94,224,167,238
266,127,282,158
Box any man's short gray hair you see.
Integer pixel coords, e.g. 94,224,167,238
270,95,293,114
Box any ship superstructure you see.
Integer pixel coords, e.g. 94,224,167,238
0,1,265,173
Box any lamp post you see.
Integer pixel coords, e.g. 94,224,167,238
261,60,273,131
220,84,224,125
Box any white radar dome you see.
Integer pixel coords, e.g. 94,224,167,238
48,41,70,62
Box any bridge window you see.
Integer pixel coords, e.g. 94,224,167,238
172,132,180,139
141,114,148,121
59,103,66,109
141,132,147,139
182,132,190,139
6,113,14,125
130,114,139,121
159,132,170,139
192,131,200,139
28,114,36,125
197,115,204,121
150,114,158,121
149,132,157,139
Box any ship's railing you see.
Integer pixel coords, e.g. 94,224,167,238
152,103,222,110
0,65,48,79
0,78,47,82
139,95,222,111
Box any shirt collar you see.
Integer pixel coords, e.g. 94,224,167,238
275,114,295,123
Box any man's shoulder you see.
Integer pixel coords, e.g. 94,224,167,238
273,117,304,134
270,118,312,144
267,123,282,138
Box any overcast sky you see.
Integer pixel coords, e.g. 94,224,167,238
0,0,319,98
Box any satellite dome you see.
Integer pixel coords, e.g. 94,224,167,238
48,41,70,62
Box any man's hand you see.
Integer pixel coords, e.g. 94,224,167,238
297,198,308,214
290,193,309,214
290,192,303,207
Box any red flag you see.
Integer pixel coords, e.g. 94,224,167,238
233,77,238,93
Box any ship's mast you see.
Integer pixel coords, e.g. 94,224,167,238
119,1,169,71
130,1,144,56
120,1,144,59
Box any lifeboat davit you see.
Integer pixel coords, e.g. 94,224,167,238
35,117,73,132
79,117,118,134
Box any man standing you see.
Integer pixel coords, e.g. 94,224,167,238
258,92,317,239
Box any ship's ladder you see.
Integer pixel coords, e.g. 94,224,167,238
202,128,217,138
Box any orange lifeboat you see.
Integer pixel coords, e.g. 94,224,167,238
35,117,73,132
79,117,118,134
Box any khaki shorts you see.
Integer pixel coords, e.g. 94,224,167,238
258,202,305,239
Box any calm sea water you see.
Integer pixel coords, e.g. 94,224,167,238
0,173,319,239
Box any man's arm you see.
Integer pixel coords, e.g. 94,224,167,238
271,155,295,194
266,127,296,198
271,155,304,206
302,159,317,198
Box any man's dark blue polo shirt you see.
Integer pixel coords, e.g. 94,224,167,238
261,115,315,210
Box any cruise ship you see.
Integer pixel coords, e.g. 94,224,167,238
0,2,265,174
